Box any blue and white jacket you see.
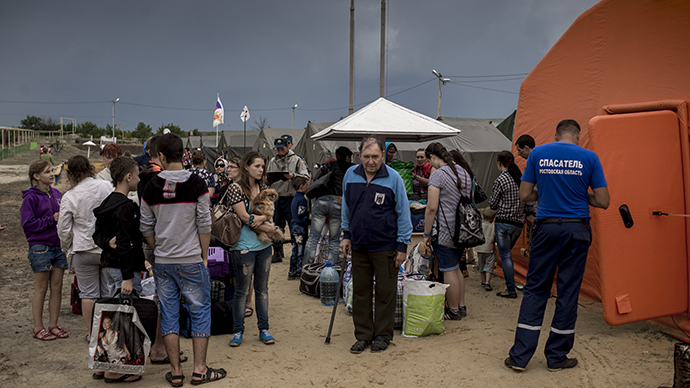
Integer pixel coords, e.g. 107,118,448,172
341,163,412,253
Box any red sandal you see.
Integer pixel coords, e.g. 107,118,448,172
33,327,56,341
48,325,69,339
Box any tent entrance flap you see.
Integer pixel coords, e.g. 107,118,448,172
590,110,688,326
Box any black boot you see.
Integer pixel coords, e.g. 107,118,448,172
272,244,283,263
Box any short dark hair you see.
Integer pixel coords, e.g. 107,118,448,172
147,134,162,156
191,150,205,166
66,155,95,186
110,156,139,186
556,119,581,136
292,175,309,191
335,146,352,160
515,134,535,149
157,133,184,163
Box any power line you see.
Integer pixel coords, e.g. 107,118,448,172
447,81,519,95
387,78,436,98
445,72,529,78
0,100,111,104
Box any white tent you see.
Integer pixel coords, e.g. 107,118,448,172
311,98,461,142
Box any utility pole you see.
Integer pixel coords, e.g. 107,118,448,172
379,0,386,98
349,0,355,115
432,70,450,119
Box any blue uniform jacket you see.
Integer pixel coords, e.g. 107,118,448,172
341,163,412,253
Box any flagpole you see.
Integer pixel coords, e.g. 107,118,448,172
243,120,246,151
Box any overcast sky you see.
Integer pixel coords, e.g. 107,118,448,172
0,0,599,133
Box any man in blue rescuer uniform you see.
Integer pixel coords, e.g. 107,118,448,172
505,119,610,372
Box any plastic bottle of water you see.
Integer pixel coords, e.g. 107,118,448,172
320,262,339,306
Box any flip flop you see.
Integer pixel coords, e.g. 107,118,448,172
104,374,142,383
32,328,56,341
48,325,69,339
150,353,189,364
244,306,254,317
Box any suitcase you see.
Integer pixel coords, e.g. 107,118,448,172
71,276,82,314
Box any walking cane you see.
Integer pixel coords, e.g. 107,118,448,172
325,264,344,345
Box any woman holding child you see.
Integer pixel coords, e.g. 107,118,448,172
422,142,472,321
224,151,279,347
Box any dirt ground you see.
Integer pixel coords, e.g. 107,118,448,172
0,144,679,387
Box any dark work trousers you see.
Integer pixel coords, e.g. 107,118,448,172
508,221,591,368
272,196,293,258
351,249,398,342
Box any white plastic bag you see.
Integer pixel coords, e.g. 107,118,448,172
89,299,151,374
402,279,449,338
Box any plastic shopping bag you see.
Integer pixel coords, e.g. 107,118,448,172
402,279,449,338
89,296,151,374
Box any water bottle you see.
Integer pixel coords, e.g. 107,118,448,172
320,262,339,306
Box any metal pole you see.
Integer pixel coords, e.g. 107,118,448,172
379,0,385,98
437,78,442,119
349,0,355,115
292,107,295,129
112,101,115,138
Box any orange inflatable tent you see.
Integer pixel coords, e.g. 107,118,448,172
508,0,690,334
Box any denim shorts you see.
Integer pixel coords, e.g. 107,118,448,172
28,245,68,273
101,267,142,298
154,262,211,338
432,244,462,272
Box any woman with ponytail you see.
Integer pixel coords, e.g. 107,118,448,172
422,142,471,320
488,150,527,299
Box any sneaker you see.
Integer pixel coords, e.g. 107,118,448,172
458,305,467,318
548,357,578,372
259,330,275,344
504,356,525,371
444,308,462,321
287,273,297,280
228,332,243,347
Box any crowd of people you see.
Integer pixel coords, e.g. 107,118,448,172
18,119,609,384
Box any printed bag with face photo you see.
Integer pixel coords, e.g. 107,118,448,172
89,296,152,374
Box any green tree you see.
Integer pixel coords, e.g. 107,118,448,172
191,129,201,136
20,115,44,129
131,122,153,139
76,121,106,137
157,123,185,136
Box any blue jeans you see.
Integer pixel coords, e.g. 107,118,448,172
289,223,307,275
304,195,342,265
495,222,523,294
28,245,68,273
230,247,272,333
101,267,142,298
154,263,212,337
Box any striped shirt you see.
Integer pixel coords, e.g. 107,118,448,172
428,164,471,248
